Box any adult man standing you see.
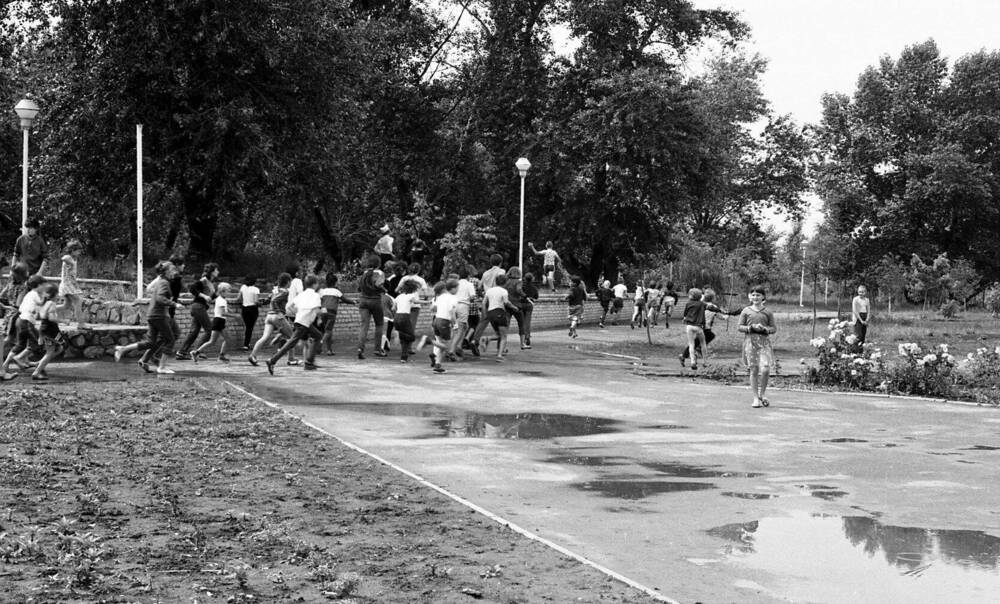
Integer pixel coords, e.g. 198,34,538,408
374,224,394,267
12,218,48,276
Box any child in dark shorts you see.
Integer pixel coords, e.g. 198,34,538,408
193,282,232,362
393,280,420,362
33,282,66,380
1,274,46,377
565,275,586,338
318,274,355,355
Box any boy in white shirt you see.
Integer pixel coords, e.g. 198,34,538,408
426,279,459,373
267,275,323,373
318,274,355,355
1,275,46,376
610,277,627,325
238,276,260,351
482,273,512,362
193,282,233,362
393,280,421,362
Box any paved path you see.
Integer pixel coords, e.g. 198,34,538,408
52,324,1000,603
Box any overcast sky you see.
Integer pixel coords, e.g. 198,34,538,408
700,0,1000,125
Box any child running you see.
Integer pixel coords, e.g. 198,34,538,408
393,280,420,363
681,288,709,370
596,280,613,328
679,288,738,366
32,283,66,380
630,280,646,329
115,261,180,374
58,239,84,327
249,273,294,366
738,285,777,408
418,279,458,373
192,282,233,362
238,275,260,351
566,275,586,338
0,263,30,380
318,274,355,355
267,275,323,373
1,275,46,378
482,273,511,362
610,277,627,325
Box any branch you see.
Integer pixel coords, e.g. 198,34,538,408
418,0,472,82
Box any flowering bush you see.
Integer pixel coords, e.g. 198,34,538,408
955,346,1000,388
888,343,957,397
804,320,884,390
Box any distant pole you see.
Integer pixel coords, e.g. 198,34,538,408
799,243,806,307
515,157,531,274
14,99,40,234
136,124,143,298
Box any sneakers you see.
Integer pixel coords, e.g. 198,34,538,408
137,360,153,374
241,346,250,351
304,362,319,370
760,398,770,407
445,352,458,362
219,354,231,363
432,365,446,373
248,356,259,366
175,351,191,361
752,398,762,408
374,350,388,358
599,322,605,328
156,367,175,374
31,373,48,381
286,359,301,366
266,360,275,375
690,363,698,371
114,346,125,362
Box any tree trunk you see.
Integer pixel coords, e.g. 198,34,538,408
182,188,218,260
312,205,343,271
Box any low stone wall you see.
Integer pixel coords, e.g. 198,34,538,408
57,325,149,360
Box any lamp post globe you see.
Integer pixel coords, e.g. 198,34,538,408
515,158,531,273
14,98,40,234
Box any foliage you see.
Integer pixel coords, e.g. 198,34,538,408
906,252,981,308
437,213,498,276
804,320,884,390
955,346,1000,389
813,40,1000,286
984,283,1000,317
889,342,957,397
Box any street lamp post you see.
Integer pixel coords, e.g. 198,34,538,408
14,99,40,234
515,157,531,274
799,241,807,307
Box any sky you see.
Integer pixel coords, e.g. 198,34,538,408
692,0,1000,236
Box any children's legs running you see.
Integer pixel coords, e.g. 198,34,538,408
252,323,275,359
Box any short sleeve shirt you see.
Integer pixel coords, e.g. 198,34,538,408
612,284,628,299
434,292,458,320
484,286,509,311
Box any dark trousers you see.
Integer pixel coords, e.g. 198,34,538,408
138,316,176,357
270,322,321,365
180,304,212,353
241,305,259,348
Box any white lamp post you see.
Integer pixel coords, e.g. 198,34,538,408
14,99,40,234
799,240,807,307
515,157,531,274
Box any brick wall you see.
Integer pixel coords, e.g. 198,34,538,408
166,294,641,348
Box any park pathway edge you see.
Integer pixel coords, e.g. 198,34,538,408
222,380,679,604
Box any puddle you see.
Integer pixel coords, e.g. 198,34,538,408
823,438,869,443
574,480,716,499
964,445,1000,451
722,492,778,500
811,490,849,501
432,413,621,439
515,370,546,377
641,461,763,479
709,513,1000,603
546,455,630,467
642,424,691,430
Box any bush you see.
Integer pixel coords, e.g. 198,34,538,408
804,320,885,390
984,284,1000,317
887,343,957,397
938,299,960,319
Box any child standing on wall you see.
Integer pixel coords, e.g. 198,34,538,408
58,239,85,327
193,282,233,362
738,285,777,409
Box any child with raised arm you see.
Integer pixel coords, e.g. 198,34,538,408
738,285,777,408
58,239,85,327
193,282,233,362
318,274,355,355
528,241,561,293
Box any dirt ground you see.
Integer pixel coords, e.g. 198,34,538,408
0,377,659,603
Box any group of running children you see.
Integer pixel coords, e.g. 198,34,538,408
0,246,779,407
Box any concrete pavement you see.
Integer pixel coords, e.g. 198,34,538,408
50,323,1000,603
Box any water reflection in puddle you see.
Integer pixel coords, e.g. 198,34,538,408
432,413,620,439
575,480,716,499
709,513,1000,603
641,461,763,479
